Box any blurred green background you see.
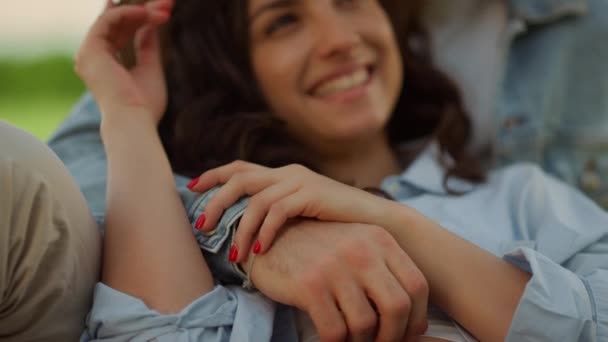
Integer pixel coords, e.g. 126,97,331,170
0,0,103,140
0,55,85,140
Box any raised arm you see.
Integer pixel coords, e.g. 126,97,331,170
75,0,213,313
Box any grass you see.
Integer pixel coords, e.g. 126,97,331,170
0,54,86,140
0,95,80,140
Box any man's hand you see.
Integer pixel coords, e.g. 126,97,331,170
243,220,429,342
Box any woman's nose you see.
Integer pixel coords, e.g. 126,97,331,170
314,15,362,59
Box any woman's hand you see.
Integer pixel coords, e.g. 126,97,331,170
189,160,393,259
74,0,172,125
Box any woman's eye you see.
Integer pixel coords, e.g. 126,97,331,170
266,14,298,35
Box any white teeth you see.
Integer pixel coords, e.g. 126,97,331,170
314,68,370,97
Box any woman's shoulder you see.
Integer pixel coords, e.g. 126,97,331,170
486,162,550,194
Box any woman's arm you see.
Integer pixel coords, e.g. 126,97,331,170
75,0,214,314
101,113,214,313
376,202,530,341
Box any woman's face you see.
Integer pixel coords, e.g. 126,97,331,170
248,0,403,152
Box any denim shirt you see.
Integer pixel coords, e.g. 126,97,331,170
497,0,608,207
49,1,608,340
71,142,608,341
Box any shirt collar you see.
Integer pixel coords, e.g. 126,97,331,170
508,0,588,24
396,144,476,196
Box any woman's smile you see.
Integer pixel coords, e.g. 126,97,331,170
249,0,403,152
308,65,374,103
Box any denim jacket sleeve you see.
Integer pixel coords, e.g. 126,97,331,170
48,93,247,284
497,0,608,208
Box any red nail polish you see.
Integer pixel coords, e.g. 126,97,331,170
195,213,206,230
229,244,239,263
187,177,199,190
156,6,172,16
253,240,262,254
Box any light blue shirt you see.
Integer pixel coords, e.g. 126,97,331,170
79,145,608,341
46,0,608,339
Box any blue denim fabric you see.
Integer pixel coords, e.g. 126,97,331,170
497,0,608,207
188,186,250,283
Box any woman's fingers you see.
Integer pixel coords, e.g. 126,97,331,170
233,181,300,262
133,0,173,66
191,160,268,193
255,190,317,254
198,170,277,232
75,1,169,99
76,6,146,71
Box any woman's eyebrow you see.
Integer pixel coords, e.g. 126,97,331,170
250,0,298,22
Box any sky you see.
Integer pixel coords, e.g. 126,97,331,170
0,0,105,57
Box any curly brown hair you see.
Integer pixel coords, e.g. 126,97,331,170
159,0,485,188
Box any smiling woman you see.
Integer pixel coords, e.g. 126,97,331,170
248,0,403,163
161,0,482,188
40,0,608,341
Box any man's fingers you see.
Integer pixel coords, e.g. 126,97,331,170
305,293,348,342
387,249,429,338
361,267,411,342
332,275,378,341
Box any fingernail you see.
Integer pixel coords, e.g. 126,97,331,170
253,240,262,254
229,244,239,263
187,177,199,190
195,213,206,230
156,5,172,15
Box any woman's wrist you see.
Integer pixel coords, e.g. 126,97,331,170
99,106,158,141
365,195,416,235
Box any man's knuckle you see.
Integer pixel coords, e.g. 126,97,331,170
384,294,411,316
350,312,377,334
407,275,429,299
